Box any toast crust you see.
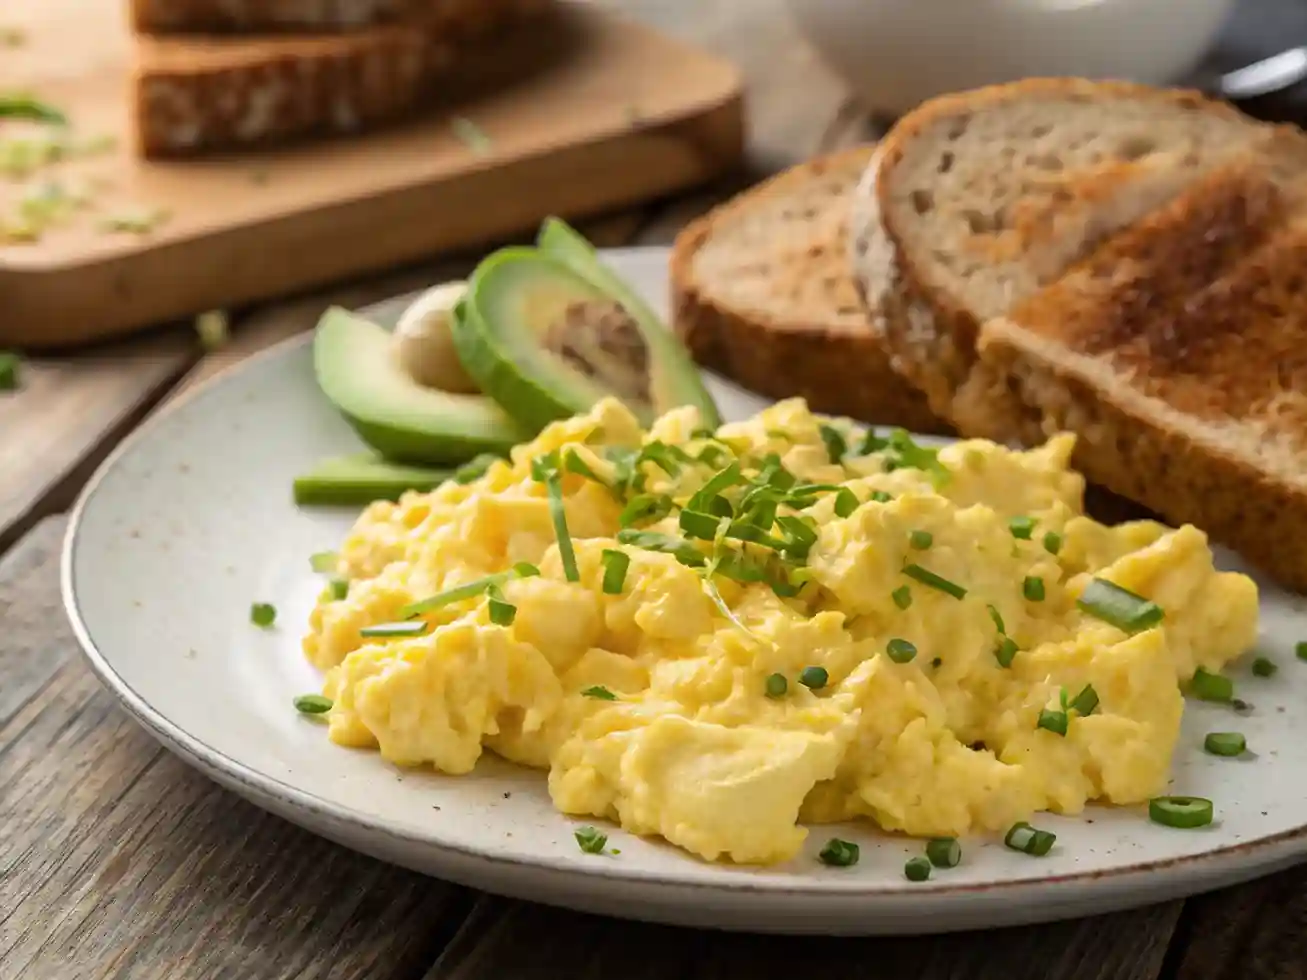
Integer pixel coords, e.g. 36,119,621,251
130,0,508,35
672,148,947,433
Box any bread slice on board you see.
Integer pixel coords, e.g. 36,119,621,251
132,0,549,157
849,79,1307,590
130,0,416,32
670,146,947,434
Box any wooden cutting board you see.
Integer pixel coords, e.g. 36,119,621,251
0,1,744,349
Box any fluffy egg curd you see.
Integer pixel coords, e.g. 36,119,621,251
301,397,1259,867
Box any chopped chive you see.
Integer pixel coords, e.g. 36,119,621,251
892,585,913,610
756,453,798,491
1077,578,1164,633
0,351,18,391
1204,732,1246,757
309,550,339,573
818,838,860,867
1037,708,1068,736
541,459,579,582
402,570,523,617
697,444,729,468
328,577,350,601
514,562,541,578
486,584,516,626
869,490,893,504
909,529,934,550
1191,668,1234,703
1043,531,1064,555
1023,576,1046,602
454,453,500,484
819,424,848,463
615,529,706,567
638,441,689,477
1297,642,1307,662
834,488,859,518
618,493,674,528
360,621,429,638
574,826,608,854
1252,656,1277,678
293,694,333,715
687,461,743,512
857,428,888,456
1009,516,1037,540
601,549,630,595
904,856,932,882
926,838,961,868
582,686,617,701
1069,684,1099,716
886,638,917,663
903,564,967,599
994,636,1019,668
679,508,722,541
0,94,67,125
765,673,789,698
1149,796,1214,829
799,666,829,690
987,604,1006,634
250,603,276,628
1005,822,1056,856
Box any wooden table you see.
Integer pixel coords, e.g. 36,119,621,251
4,2,1306,977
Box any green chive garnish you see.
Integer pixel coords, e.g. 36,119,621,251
486,584,516,626
0,352,18,391
1297,641,1307,662
679,508,722,541
1043,531,1063,555
834,488,859,518
309,551,339,573
818,838,859,867
886,638,917,663
360,621,429,638
1005,822,1056,856
765,673,788,698
582,686,617,701
619,493,674,528
601,549,630,595
1149,796,1214,829
1190,668,1234,703
799,666,829,690
250,603,276,627
926,838,961,869
1009,516,1037,540
819,424,848,463
904,856,932,882
615,529,706,567
687,462,743,513
328,578,350,601
1252,656,1277,678
0,94,67,125
1203,732,1246,757
533,455,579,582
1077,578,1164,633
987,604,1006,634
293,694,333,714
454,453,500,484
1069,684,1099,716
903,564,967,599
892,586,913,610
1038,708,1068,736
909,529,934,550
574,826,608,854
869,490,893,503
563,448,608,486
1023,576,1046,602
994,636,1018,668
402,569,532,617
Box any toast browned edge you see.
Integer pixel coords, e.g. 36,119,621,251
128,0,523,35
670,148,949,435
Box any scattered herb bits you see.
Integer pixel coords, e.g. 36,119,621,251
1297,641,1307,662
819,424,848,463
250,602,277,628
1252,656,1278,678
486,584,516,626
799,666,829,690
909,529,934,550
1037,708,1069,736
1004,822,1056,856
574,826,608,854
834,488,859,518
328,578,350,601
886,638,918,664
1068,684,1099,716
870,490,893,504
765,673,789,698
1190,668,1234,703
1043,531,1063,556
902,564,967,600
293,694,332,715
309,551,339,573
0,351,19,391
926,837,961,869
818,838,860,867
582,686,617,701
1077,578,1163,633
1008,516,1037,540
904,856,932,882
360,621,428,639
892,586,913,610
1149,796,1214,829
601,549,630,595
1203,732,1247,757
1022,576,1046,602
454,454,500,484
994,636,1019,668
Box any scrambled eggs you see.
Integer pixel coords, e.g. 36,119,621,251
302,397,1259,865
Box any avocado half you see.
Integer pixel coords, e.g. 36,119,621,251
453,219,722,429
313,307,533,466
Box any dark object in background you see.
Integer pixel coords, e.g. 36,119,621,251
1191,0,1307,123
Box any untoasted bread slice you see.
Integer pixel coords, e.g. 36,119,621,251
671,146,946,433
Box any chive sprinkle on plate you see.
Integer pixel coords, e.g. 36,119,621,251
1149,796,1214,829
1203,732,1246,757
926,837,962,869
574,826,608,854
1077,578,1163,633
250,602,276,628
818,838,860,867
1005,822,1056,856
293,694,332,715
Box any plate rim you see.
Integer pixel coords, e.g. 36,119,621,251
58,246,1307,911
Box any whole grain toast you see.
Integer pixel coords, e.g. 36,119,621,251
849,79,1307,590
670,146,947,433
129,0,515,35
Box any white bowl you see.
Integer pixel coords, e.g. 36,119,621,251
787,0,1236,117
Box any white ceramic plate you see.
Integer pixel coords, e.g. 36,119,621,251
64,247,1307,936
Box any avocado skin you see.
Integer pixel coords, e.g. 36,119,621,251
293,453,453,506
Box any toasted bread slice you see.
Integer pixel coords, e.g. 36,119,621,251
129,0,520,35
132,0,548,157
671,146,947,433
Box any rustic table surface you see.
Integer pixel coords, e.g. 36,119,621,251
4,1,1306,977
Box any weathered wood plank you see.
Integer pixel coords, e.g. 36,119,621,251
0,517,472,980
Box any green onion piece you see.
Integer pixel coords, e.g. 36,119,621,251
679,508,723,541
250,603,276,628
818,838,859,867
858,428,888,456
886,638,917,664
454,453,500,484
834,488,859,519
1203,732,1246,757
698,444,729,468
987,604,1006,634
756,453,798,491
618,493,674,528
486,584,516,626
402,572,514,617
615,529,706,567
638,441,686,477
0,94,67,125
1191,668,1234,703
360,621,429,638
1025,829,1057,856
544,466,579,583
904,856,932,882
1043,531,1064,556
328,578,350,601
309,551,339,573
563,448,607,484
687,462,743,513
582,686,617,701
799,666,829,690
0,352,18,391
1252,656,1277,678
994,636,1018,668
884,429,949,485
574,826,608,854
513,562,541,578
1297,641,1307,662
926,837,961,869
293,694,333,715
819,424,848,463
1009,516,1037,540
909,529,934,550
903,564,967,599
1023,576,1046,602
765,673,788,698
1005,822,1056,856
1149,796,1214,829
601,549,630,595
892,585,913,610
1069,684,1099,716
869,490,893,504
690,426,716,440
1037,708,1068,736
1077,578,1164,633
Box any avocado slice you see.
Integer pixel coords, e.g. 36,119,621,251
313,307,532,466
536,217,721,428
293,453,452,506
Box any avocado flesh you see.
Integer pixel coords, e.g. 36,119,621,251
313,306,532,466
294,453,452,506
536,217,722,428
